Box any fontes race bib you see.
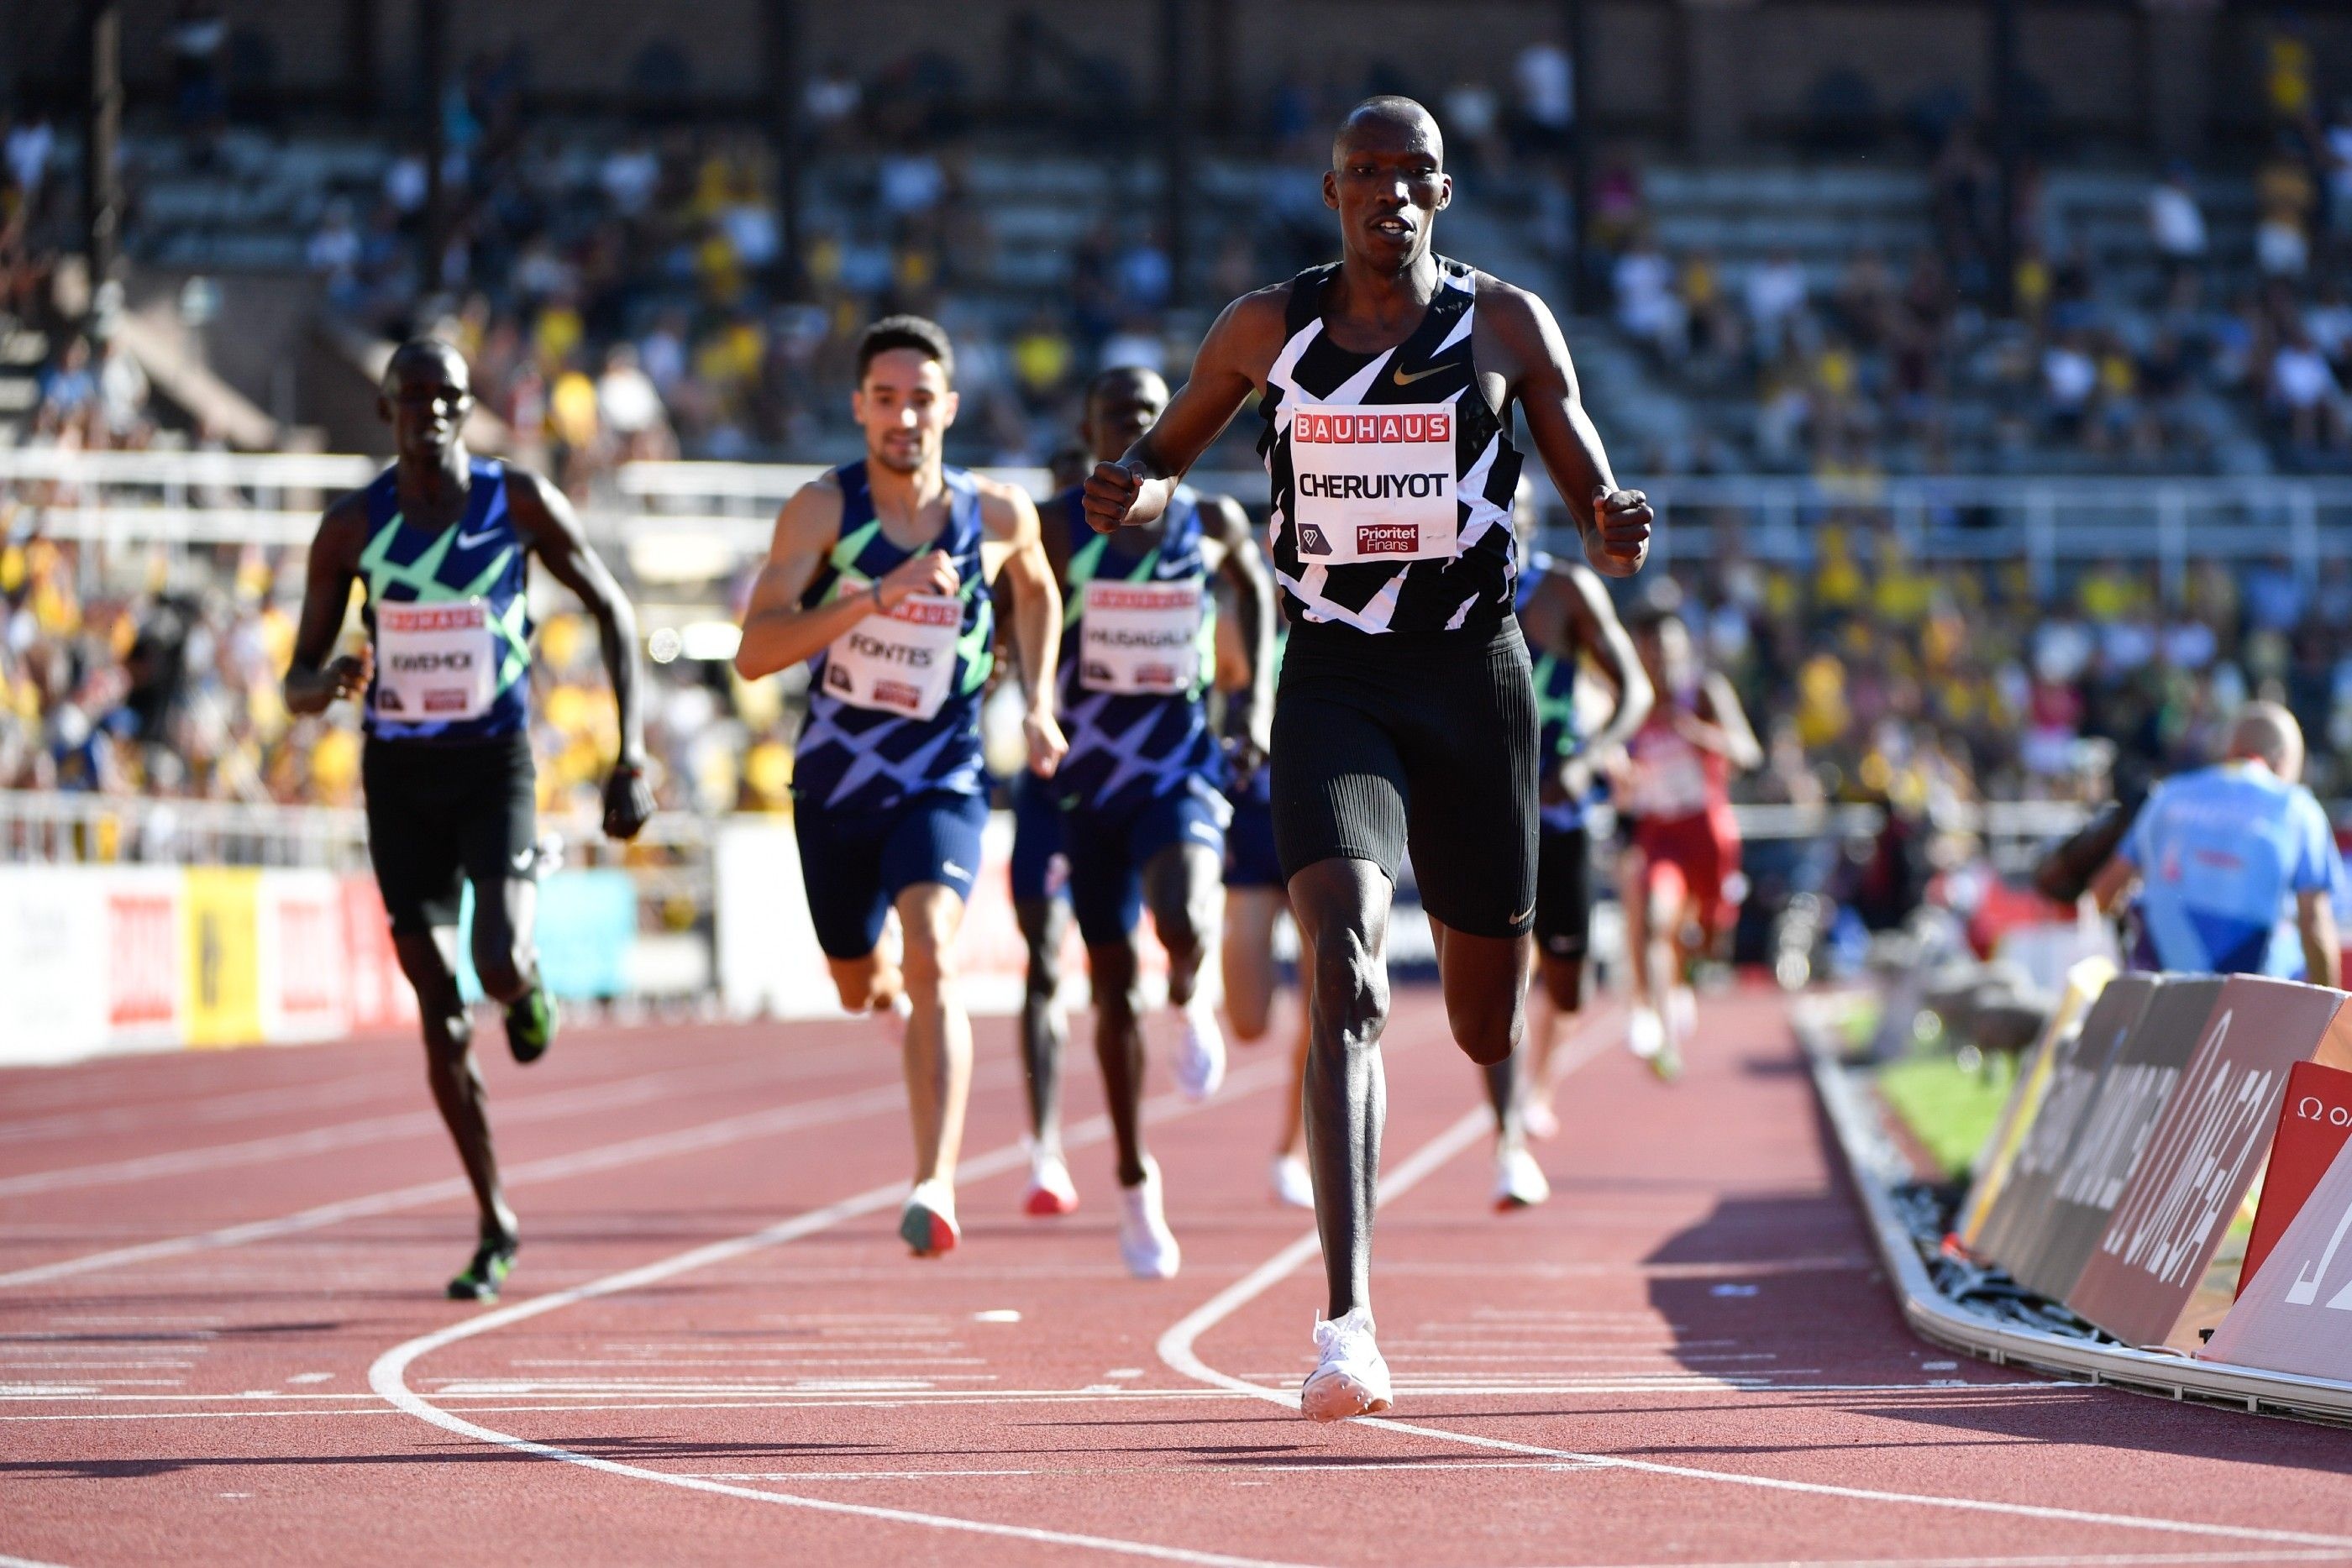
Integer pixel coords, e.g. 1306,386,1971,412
822,593,960,719
1289,401,1458,565
373,600,496,721
1079,579,1203,695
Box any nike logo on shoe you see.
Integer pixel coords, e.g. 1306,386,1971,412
1391,359,1462,387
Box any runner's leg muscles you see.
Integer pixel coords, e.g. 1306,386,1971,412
1221,888,1284,1041
1087,936,1151,1188
468,875,538,1005
396,927,515,1244
1430,915,1529,1068
895,881,972,1185
1289,857,1392,1321
1143,841,1222,1008
1015,896,1069,1146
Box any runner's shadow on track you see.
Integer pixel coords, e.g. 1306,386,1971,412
1609,1093,2352,1476
4,1439,888,1481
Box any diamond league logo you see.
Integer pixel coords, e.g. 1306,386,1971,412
1297,522,1331,556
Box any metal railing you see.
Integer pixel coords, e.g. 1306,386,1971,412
16,450,2352,599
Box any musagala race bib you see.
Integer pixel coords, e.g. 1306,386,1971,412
822,593,960,719
374,600,495,721
1289,401,1457,565
1079,579,1203,695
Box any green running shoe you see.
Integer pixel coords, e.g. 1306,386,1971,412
447,1238,518,1302
504,986,558,1065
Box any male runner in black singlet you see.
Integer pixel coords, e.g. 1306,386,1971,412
1085,97,1651,1419
285,340,654,1302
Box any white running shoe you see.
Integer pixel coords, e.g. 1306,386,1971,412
1022,1144,1079,1218
1493,1143,1551,1211
1669,984,1698,1041
1521,1095,1561,1141
900,1179,959,1258
1270,1153,1315,1209
1627,1005,1667,1061
1301,1307,1391,1422
1175,998,1226,1101
872,989,912,1044
1117,1157,1181,1280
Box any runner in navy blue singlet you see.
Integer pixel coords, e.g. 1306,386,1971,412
284,339,654,1303
733,317,1067,1260
1028,366,1273,1277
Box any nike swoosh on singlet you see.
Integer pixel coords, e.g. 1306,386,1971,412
457,527,503,550
1391,359,1462,387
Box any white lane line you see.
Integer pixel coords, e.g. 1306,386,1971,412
1153,1025,2352,1555
368,1051,1334,1568
0,1551,74,1568
0,1077,916,1290
0,1053,818,1197
0,1072,407,1146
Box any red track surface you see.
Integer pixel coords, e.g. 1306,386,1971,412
5,992,2352,1567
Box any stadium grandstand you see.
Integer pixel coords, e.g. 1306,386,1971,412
10,5,2352,1562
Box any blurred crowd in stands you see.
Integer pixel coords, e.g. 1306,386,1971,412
1610,91,2352,476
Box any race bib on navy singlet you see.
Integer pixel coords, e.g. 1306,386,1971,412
822,594,959,719
1289,402,1458,565
1079,580,1203,694
373,600,496,721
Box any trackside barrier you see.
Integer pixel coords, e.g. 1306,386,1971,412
1802,1008,2352,1424
1801,962,2352,1418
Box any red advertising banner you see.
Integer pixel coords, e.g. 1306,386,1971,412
2239,1061,2352,1298
2202,1134,2352,1378
2068,976,2346,1349
339,876,417,1031
106,889,180,1030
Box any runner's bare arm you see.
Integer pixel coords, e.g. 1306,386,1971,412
510,469,654,839
1475,278,1651,579
1085,288,1288,535
732,475,956,681
979,479,1069,776
1557,560,1653,767
282,496,370,716
1204,494,1275,769
1685,671,1765,772
2299,889,2342,989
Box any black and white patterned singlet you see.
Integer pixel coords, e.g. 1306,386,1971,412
1257,256,1524,636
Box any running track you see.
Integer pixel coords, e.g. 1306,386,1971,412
4,992,2350,1567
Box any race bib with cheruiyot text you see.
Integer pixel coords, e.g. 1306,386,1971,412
1079,579,1203,695
1289,401,1458,566
822,593,960,720
374,600,495,721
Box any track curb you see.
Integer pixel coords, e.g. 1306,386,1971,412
1795,1004,2352,1428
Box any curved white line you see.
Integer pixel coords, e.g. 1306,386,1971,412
1152,1016,2352,1554
368,1055,1318,1568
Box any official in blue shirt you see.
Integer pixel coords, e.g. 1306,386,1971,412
2090,702,2345,987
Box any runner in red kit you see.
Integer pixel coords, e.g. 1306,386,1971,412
1613,588,1758,1079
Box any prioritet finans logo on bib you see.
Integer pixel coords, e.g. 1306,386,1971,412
1355,524,1420,555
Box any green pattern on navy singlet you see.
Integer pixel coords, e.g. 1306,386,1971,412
1052,485,1223,815
358,457,532,744
1518,553,1588,831
791,462,992,814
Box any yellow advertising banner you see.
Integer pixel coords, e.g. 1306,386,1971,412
181,868,262,1048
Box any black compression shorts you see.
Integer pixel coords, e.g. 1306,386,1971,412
1268,617,1538,939
1534,823,1592,961
361,734,538,936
